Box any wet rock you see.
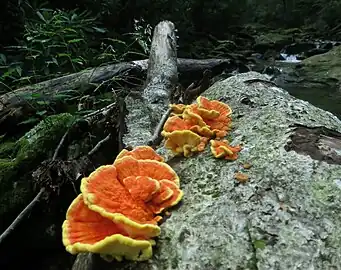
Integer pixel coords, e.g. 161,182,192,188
304,48,329,57
284,42,316,55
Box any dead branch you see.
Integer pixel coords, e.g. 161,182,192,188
88,134,111,157
0,187,45,245
0,58,232,111
148,107,172,148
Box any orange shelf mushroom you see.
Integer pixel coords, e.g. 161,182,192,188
169,103,187,115
115,146,164,163
162,130,208,157
62,145,184,262
114,156,183,213
210,139,242,160
80,165,161,238
161,96,235,158
62,194,155,261
185,97,233,139
148,180,183,214
114,156,180,186
162,114,211,140
197,96,232,118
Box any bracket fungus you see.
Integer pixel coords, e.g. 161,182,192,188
162,96,236,156
62,194,155,261
114,156,180,186
80,165,161,238
162,130,208,157
115,145,164,163
62,146,184,262
114,156,183,212
210,139,242,160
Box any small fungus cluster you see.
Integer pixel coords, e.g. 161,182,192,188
162,96,242,159
62,146,183,261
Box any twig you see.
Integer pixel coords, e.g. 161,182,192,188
88,134,111,157
148,107,172,148
52,130,69,161
0,122,74,244
0,187,45,245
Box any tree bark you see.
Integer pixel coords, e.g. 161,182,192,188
72,20,179,270
0,58,232,111
0,57,233,135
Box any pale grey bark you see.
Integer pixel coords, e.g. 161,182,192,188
123,20,178,147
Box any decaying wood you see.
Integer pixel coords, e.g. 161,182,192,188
0,58,233,135
148,107,172,147
284,124,341,165
142,20,178,126
0,187,45,245
72,20,179,270
0,58,231,112
182,69,212,104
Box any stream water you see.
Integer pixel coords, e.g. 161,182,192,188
273,59,341,120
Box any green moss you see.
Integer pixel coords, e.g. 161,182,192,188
311,180,340,204
0,113,75,221
0,181,32,217
0,141,18,158
255,31,292,45
0,159,18,191
253,239,266,250
17,113,75,162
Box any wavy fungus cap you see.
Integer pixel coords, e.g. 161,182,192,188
114,156,180,186
210,139,242,160
80,165,161,238
197,96,232,118
62,194,155,261
114,156,183,213
184,97,233,139
115,146,164,163
162,130,208,157
169,103,187,115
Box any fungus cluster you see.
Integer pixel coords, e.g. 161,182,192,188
62,146,183,261
162,96,241,160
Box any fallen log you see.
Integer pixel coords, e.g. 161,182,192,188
0,58,232,111
0,57,233,135
76,70,341,269
72,20,179,269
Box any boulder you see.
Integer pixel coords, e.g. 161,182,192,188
296,45,341,88
74,72,341,269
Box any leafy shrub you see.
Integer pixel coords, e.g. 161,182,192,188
0,8,106,90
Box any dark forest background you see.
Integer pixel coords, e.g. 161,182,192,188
1,0,341,92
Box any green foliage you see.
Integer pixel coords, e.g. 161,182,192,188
0,7,106,90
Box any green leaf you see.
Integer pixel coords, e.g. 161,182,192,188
0,54,6,64
36,110,47,116
36,100,50,105
92,27,107,33
36,11,47,22
15,66,22,76
19,117,40,125
67,38,84,44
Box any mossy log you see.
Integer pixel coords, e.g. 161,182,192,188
76,70,341,269
0,113,75,223
0,56,233,135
